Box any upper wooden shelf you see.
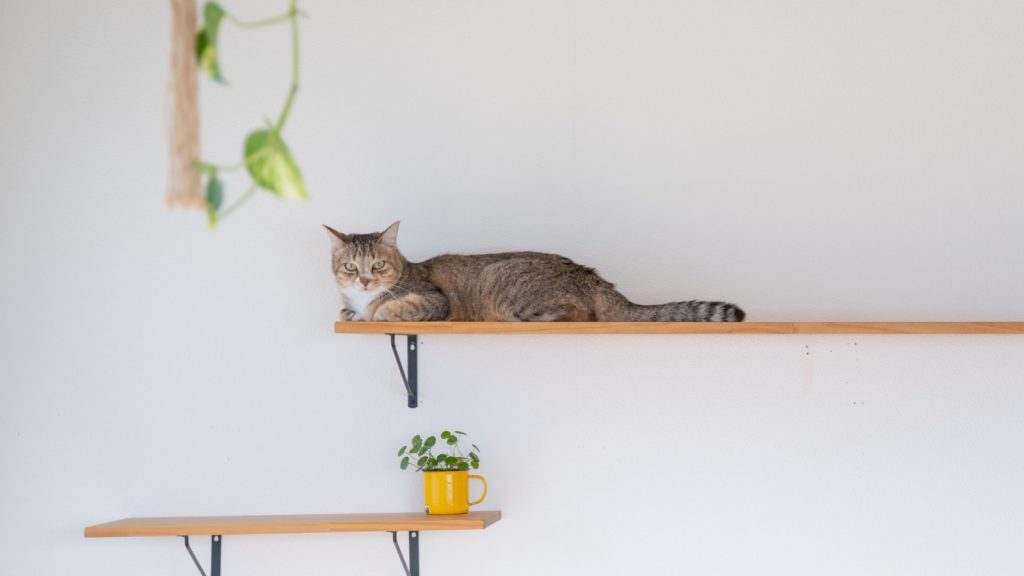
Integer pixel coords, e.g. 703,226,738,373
334,321,1024,335
85,511,501,538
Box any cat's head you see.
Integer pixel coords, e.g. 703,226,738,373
324,221,405,294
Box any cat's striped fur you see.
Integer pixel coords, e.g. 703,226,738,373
326,222,744,323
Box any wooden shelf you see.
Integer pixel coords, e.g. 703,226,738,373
86,511,501,576
337,321,1024,408
85,511,501,537
335,321,1024,335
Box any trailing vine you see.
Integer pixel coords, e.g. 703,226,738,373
192,0,307,228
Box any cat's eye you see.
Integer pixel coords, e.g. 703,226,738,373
343,263,358,272
372,261,386,271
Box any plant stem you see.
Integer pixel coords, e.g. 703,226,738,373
194,159,245,173
227,11,292,29
275,0,300,133
217,184,257,221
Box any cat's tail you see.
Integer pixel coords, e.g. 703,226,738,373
624,300,745,322
596,292,745,322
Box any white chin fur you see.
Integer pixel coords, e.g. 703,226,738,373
341,285,385,320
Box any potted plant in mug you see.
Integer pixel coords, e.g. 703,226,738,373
398,431,487,515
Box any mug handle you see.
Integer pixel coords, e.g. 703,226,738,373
467,474,488,507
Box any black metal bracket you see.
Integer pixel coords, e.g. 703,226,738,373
389,334,419,408
390,531,420,576
182,535,221,576
178,532,418,576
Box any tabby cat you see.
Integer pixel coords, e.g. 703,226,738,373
326,222,745,322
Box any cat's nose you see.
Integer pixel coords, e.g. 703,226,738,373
359,277,371,287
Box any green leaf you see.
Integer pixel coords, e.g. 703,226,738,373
196,2,226,82
446,456,459,466
205,175,224,211
469,452,479,463
440,431,450,440
446,435,457,446
458,462,469,471
470,460,479,470
205,175,223,228
454,430,466,436
397,446,406,457
244,129,308,200
417,456,428,468
400,456,409,470
423,436,436,449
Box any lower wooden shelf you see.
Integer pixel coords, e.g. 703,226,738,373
85,511,501,576
85,511,501,537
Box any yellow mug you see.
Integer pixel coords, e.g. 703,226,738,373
423,470,487,515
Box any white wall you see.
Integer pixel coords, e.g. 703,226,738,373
2,1,1023,574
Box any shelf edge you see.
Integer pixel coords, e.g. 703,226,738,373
333,321,1024,335
85,511,502,537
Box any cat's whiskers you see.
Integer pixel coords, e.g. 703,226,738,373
379,284,408,302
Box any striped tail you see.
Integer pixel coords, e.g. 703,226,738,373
620,300,746,322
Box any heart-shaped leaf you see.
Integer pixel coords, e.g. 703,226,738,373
196,2,226,82
244,129,309,200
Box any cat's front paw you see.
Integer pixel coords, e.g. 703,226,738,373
373,299,427,321
338,308,358,322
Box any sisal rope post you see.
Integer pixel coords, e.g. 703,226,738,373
166,0,204,209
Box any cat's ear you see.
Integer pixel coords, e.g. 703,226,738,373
323,225,352,249
378,221,400,248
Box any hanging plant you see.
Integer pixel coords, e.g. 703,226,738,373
191,0,308,228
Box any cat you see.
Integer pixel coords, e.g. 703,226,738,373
325,221,745,322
